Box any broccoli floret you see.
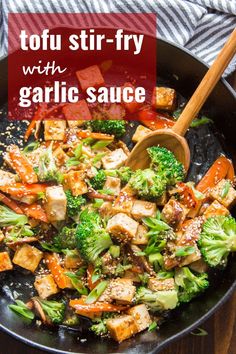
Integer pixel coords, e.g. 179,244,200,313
175,267,209,303
0,205,28,227
36,298,65,324
116,167,133,185
198,216,236,267
129,168,167,200
76,209,112,264
147,146,185,185
90,170,106,190
91,319,108,336
136,286,178,312
65,190,86,218
53,226,77,250
38,143,63,183
89,120,126,138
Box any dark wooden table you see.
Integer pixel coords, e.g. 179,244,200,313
0,77,235,354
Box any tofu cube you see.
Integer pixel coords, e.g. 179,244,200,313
127,304,152,332
0,252,13,272
107,213,138,241
65,171,87,196
102,148,127,170
203,200,230,218
106,315,137,342
99,201,115,219
64,251,83,269
34,274,59,299
152,87,176,111
53,147,69,167
162,199,189,229
76,65,104,91
148,277,175,291
110,278,136,304
45,186,67,222
104,176,121,196
63,100,92,127
112,192,134,215
179,245,201,267
123,270,141,283
131,200,157,220
132,224,149,245
13,244,43,272
210,179,236,208
132,125,151,143
0,170,17,186
44,119,66,141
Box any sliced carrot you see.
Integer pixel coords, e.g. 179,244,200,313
196,156,235,193
24,103,47,141
138,108,175,130
77,130,114,140
0,183,48,197
177,182,199,209
45,253,72,289
9,145,38,184
20,203,48,223
0,192,23,214
69,298,128,313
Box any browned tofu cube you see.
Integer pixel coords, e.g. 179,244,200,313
131,200,157,220
148,277,175,291
104,176,121,196
162,199,189,229
189,259,208,273
13,244,43,272
179,244,201,267
127,304,152,332
99,201,115,219
156,192,168,206
132,224,148,245
210,179,236,208
110,278,136,304
132,125,151,143
203,200,229,218
44,119,66,141
53,147,69,167
64,250,83,269
112,191,135,215
152,87,176,111
0,252,13,272
102,149,127,170
123,270,141,283
45,186,67,222
63,100,92,127
34,274,59,299
107,213,138,241
106,315,138,342
66,171,87,196
76,65,104,91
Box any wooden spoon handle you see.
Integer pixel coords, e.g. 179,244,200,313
172,28,236,137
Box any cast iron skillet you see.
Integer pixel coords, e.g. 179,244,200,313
0,32,236,354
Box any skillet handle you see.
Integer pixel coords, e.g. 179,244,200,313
172,28,236,137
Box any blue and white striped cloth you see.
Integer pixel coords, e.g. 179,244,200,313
1,0,235,75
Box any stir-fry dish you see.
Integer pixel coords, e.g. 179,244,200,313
1,64,236,343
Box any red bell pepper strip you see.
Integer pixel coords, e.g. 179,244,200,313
138,108,175,130
0,192,23,214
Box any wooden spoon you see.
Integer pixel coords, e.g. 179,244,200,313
126,28,236,172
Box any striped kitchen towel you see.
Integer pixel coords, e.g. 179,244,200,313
1,0,235,75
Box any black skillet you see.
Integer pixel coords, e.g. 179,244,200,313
0,31,236,354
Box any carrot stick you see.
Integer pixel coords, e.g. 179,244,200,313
196,156,235,193
77,130,114,140
20,203,48,223
69,298,128,313
138,108,174,130
9,146,38,184
0,192,23,214
45,253,72,289
24,103,47,141
0,183,48,197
